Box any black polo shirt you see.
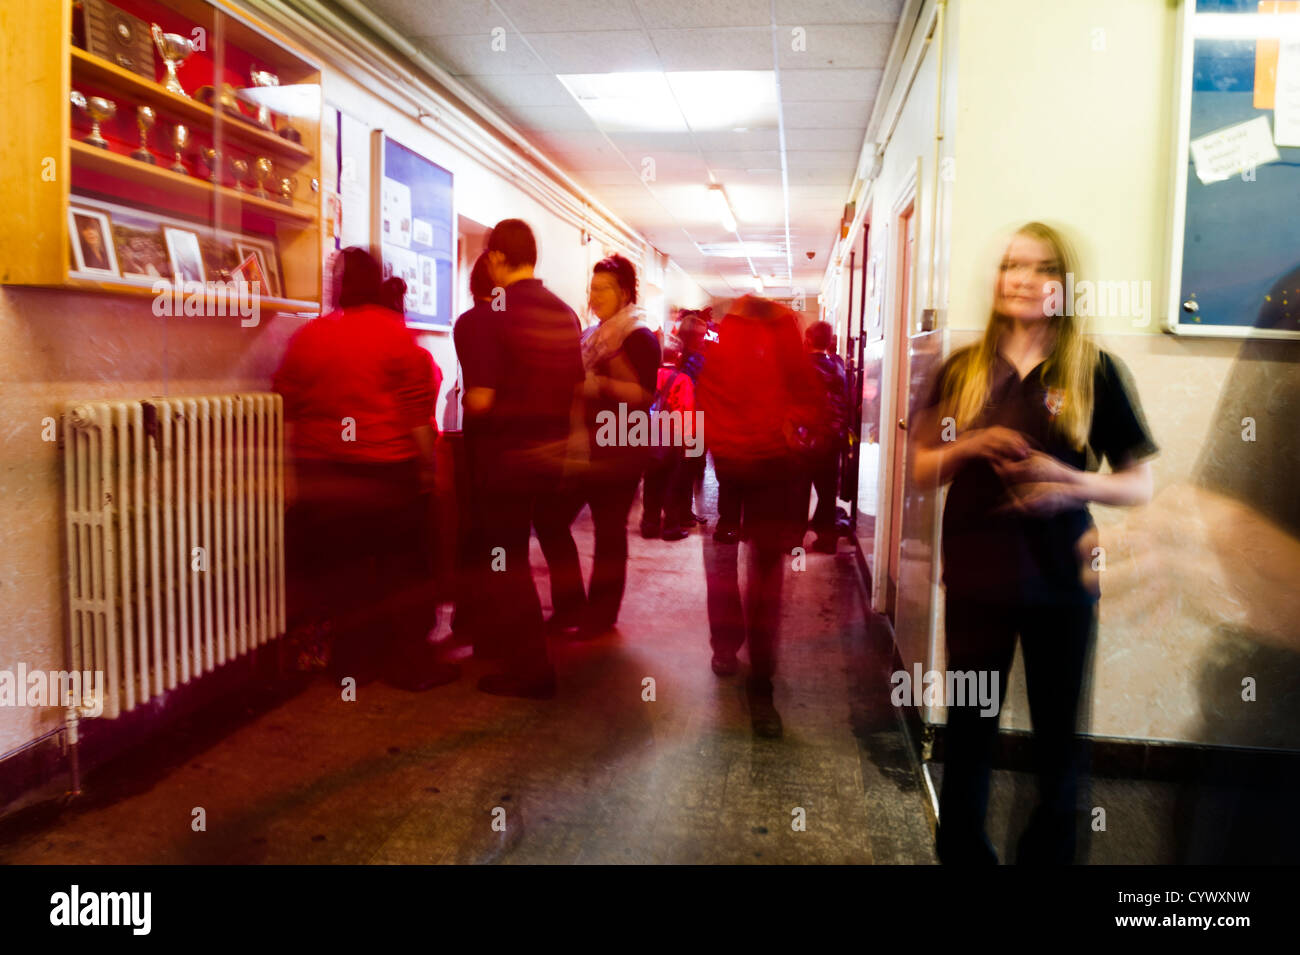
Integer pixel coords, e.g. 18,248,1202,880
469,278,584,481
920,346,1158,606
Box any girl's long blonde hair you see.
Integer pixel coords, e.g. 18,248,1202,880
943,221,1099,449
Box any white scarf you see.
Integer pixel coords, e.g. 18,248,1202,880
581,304,649,372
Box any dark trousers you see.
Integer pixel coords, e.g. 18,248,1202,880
808,449,840,530
703,456,808,699
286,458,431,680
936,596,1097,865
533,470,641,628
474,472,554,676
715,452,743,530
678,449,707,518
641,447,693,531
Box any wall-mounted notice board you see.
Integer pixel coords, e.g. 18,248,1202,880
1167,0,1300,339
370,131,454,330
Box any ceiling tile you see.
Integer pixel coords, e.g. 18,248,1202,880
648,28,773,71
495,0,644,32
773,0,905,26
777,24,895,70
417,33,550,75
467,72,581,107
783,127,866,151
780,68,882,101
513,104,604,131
370,0,498,36
781,98,873,128
633,0,772,30
526,30,662,72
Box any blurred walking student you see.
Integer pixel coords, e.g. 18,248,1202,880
911,221,1157,864
696,295,828,738
533,254,660,639
450,252,498,655
467,219,585,698
273,247,457,691
640,341,698,541
804,320,851,553
673,309,711,529
382,275,443,638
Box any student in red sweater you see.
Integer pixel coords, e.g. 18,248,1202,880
274,247,457,691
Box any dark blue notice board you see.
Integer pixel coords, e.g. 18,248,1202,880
1175,0,1300,338
374,133,453,329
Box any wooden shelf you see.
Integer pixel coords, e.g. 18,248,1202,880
62,275,320,315
71,140,316,225
71,47,314,164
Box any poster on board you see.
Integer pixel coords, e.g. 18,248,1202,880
370,130,454,330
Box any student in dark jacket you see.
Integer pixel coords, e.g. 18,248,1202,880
465,220,586,698
450,253,497,654
805,320,850,552
534,254,661,639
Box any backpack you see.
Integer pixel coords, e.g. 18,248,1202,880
648,367,685,463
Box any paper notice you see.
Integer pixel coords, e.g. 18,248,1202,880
381,177,412,248
1274,39,1300,146
412,218,433,247
1189,115,1281,184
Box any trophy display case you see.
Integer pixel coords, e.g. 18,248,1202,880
0,0,323,311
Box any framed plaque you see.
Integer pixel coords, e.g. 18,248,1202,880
83,0,154,82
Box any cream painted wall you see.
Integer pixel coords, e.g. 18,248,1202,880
0,3,705,758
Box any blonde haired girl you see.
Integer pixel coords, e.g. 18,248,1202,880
913,221,1158,864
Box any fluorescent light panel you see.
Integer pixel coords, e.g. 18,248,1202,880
558,71,778,133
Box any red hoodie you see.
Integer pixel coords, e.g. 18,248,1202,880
273,304,436,463
696,296,826,462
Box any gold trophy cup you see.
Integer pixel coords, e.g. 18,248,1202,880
72,91,116,149
170,123,189,174
229,157,249,193
151,24,194,98
131,105,155,163
278,176,298,205
253,157,273,198
199,145,221,184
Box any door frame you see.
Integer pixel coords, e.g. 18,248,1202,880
874,157,921,616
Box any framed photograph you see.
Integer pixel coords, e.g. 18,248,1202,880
111,222,171,282
199,235,239,284
163,226,206,285
235,237,282,298
371,130,454,329
69,207,119,277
